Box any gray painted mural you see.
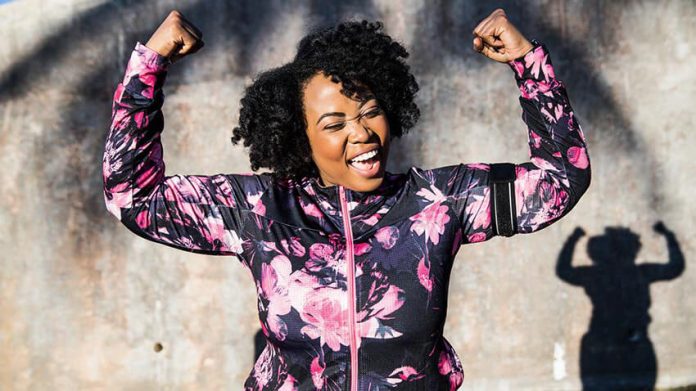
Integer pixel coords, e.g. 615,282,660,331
1,0,694,389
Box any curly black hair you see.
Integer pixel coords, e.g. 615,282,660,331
231,20,420,180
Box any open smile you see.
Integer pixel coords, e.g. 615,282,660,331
347,148,383,178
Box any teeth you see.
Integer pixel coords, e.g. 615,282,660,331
350,149,378,162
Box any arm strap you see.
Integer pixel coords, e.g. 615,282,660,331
489,163,518,237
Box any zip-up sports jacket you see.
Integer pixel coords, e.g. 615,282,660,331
103,39,591,390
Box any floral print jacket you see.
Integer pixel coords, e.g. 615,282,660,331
103,39,591,390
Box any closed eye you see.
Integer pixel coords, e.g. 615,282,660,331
325,123,345,131
364,108,383,118
324,108,383,130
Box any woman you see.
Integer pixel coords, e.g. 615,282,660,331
103,8,591,390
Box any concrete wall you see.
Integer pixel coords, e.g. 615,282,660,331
1,0,694,389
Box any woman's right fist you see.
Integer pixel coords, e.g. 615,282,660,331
145,10,204,63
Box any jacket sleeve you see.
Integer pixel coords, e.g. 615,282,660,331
431,40,591,245
102,41,269,258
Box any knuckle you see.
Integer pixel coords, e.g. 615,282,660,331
165,24,178,35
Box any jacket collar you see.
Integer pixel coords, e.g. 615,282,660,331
253,172,419,240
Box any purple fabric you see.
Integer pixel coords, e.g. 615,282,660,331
103,40,591,390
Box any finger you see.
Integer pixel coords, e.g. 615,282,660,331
479,44,507,62
472,36,486,53
491,8,506,17
473,9,502,36
472,10,497,36
477,19,506,48
472,36,483,52
175,11,203,39
178,35,199,55
179,23,202,50
188,39,205,54
472,15,491,38
180,18,203,40
479,33,505,48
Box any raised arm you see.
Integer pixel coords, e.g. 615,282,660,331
556,227,589,286
102,11,269,260
507,39,591,232
454,39,590,243
426,10,591,244
640,221,685,283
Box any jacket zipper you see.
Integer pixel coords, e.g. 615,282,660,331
338,186,359,391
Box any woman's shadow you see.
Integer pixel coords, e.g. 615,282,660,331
556,222,685,390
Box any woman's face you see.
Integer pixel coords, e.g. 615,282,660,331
302,72,390,192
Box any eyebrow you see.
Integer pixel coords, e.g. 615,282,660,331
315,97,376,125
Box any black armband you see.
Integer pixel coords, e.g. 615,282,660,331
490,163,518,237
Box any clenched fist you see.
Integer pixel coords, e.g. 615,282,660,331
145,10,204,64
472,8,534,63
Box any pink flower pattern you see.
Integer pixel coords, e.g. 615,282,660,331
258,255,293,341
103,40,590,390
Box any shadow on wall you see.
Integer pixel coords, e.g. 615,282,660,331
0,0,385,263
0,0,654,262
404,0,664,211
0,0,672,385
556,223,685,391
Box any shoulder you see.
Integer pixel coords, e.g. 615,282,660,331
225,172,274,193
406,163,488,182
404,163,491,196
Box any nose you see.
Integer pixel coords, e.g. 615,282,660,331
347,120,372,143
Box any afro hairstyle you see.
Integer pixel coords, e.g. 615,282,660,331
231,20,420,180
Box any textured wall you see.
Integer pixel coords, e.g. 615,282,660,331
1,0,694,389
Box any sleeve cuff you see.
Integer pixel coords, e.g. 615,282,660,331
506,39,560,98
134,41,172,72
507,39,554,82
119,42,171,101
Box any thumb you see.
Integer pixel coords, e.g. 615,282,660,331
479,44,508,62
177,34,198,55
169,34,203,63
479,32,505,49
473,36,483,52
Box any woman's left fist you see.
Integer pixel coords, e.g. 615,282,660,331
472,8,534,63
